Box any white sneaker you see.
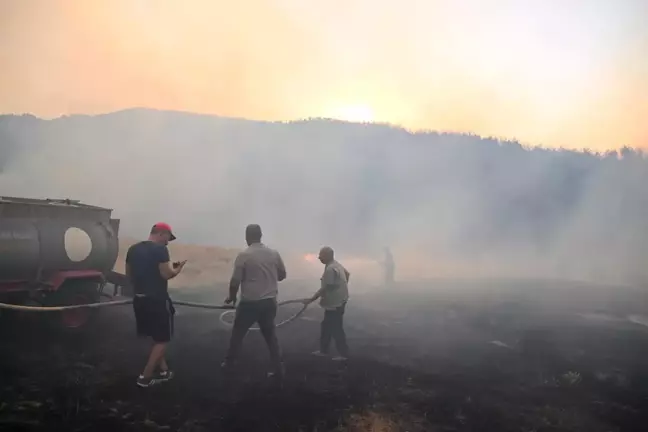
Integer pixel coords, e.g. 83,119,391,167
311,351,328,357
332,356,349,361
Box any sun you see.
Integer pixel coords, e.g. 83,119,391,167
330,104,375,123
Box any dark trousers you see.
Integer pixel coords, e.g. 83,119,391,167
385,267,395,286
225,298,283,373
320,302,349,357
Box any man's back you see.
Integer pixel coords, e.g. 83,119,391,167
233,243,285,302
126,241,170,298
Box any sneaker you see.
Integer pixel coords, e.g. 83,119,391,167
332,356,349,361
136,375,158,388
157,370,174,381
267,364,285,389
267,363,286,379
311,351,328,357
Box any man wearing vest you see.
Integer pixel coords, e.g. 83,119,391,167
222,224,287,382
304,246,350,361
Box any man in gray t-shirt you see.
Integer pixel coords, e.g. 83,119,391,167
304,246,350,360
222,224,286,380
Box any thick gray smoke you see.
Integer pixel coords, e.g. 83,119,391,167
1,109,647,286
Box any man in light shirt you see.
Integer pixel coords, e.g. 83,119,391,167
222,224,286,380
383,246,395,287
304,246,350,361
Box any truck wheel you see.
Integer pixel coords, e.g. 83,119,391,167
48,280,101,330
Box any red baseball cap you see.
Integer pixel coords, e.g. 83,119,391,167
152,222,176,241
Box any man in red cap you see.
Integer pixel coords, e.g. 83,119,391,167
126,222,186,387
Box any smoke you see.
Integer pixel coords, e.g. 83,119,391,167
1,1,647,151
1,109,647,286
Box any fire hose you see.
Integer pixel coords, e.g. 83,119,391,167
218,299,308,331
0,298,310,329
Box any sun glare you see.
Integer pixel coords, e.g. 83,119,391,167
330,104,375,123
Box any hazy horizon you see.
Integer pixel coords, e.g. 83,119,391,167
2,109,647,288
4,106,644,153
2,1,648,289
1,0,646,151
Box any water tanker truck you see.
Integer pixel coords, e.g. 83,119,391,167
0,196,127,329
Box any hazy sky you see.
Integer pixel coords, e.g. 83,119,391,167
1,0,646,150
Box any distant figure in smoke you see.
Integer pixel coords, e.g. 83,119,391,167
304,246,350,361
222,224,286,383
126,222,186,388
383,246,395,287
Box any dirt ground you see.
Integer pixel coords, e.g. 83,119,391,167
1,279,648,431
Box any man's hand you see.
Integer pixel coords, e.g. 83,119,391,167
160,260,186,280
224,296,236,305
302,297,315,305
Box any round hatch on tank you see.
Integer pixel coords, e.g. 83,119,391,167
64,227,93,262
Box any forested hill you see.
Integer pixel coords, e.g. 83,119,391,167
1,109,647,286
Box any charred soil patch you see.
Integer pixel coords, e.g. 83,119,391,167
1,280,648,431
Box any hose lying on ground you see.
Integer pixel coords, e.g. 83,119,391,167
0,299,135,312
0,299,237,311
0,298,310,329
219,299,309,330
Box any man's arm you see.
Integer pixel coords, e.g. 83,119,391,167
344,267,350,282
157,246,183,280
125,247,133,282
309,287,324,303
307,267,339,303
228,278,240,303
276,252,286,282
308,283,337,303
226,254,244,303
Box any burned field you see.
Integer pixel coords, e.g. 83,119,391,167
1,279,648,431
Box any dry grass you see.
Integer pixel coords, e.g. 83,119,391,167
343,412,399,432
112,238,325,288
340,410,430,432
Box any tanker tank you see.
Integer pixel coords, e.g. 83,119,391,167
0,196,122,329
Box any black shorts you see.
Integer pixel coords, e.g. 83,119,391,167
133,296,175,343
